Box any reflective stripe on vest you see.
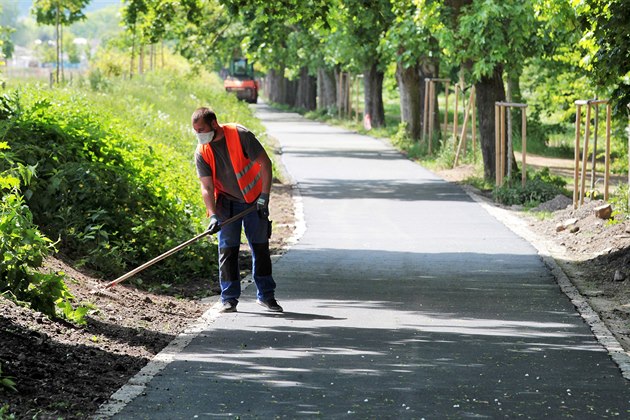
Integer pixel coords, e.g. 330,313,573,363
197,123,262,203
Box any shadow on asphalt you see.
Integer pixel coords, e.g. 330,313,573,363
136,303,630,418
236,311,347,321
295,178,472,201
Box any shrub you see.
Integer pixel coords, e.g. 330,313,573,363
493,167,568,207
0,88,215,282
2,69,267,287
610,185,629,223
0,144,86,322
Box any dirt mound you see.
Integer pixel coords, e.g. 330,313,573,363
520,197,630,350
533,194,573,212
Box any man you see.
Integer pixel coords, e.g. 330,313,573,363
192,107,282,313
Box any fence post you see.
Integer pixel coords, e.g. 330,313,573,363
579,104,592,206
605,103,611,201
495,103,500,186
573,103,582,208
521,107,527,187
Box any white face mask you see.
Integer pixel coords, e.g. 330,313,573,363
196,131,214,144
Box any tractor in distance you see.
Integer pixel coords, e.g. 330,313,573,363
223,58,259,104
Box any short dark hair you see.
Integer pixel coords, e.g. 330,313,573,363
191,107,217,126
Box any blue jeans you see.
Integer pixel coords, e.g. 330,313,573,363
216,196,276,304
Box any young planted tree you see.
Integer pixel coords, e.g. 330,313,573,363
32,0,90,83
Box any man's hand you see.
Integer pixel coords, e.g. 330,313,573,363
207,215,221,234
256,192,270,218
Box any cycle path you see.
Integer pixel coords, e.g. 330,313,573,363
109,104,630,418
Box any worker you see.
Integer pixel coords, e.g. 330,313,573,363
192,107,282,313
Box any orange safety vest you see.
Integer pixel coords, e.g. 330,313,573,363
197,123,262,203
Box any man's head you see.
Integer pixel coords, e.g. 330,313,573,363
192,107,219,144
192,107,217,130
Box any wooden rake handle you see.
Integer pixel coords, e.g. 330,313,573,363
102,205,258,289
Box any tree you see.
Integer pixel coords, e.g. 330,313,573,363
0,26,14,66
328,0,394,128
520,1,586,128
382,0,440,140
32,0,90,83
424,0,539,181
218,0,328,109
0,0,17,65
578,0,630,111
181,1,229,70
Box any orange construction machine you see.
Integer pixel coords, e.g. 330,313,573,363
223,58,259,104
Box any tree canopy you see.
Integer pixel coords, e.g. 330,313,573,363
30,0,627,179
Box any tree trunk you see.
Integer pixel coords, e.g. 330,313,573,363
296,67,316,111
130,28,136,79
60,23,65,83
396,61,422,140
150,44,155,71
364,62,385,128
139,44,144,75
475,66,506,182
267,67,297,106
317,68,336,110
283,77,297,107
267,68,284,104
506,75,513,179
507,69,522,103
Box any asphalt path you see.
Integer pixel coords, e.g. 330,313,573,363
110,103,630,418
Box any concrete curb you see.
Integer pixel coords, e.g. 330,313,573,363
462,185,630,381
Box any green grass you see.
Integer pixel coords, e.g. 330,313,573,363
1,67,278,287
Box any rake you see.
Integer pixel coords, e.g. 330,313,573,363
91,206,257,294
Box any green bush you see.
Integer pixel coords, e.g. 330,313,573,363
1,68,268,288
610,185,629,223
493,167,568,207
390,122,427,160
0,144,86,321
0,87,215,282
